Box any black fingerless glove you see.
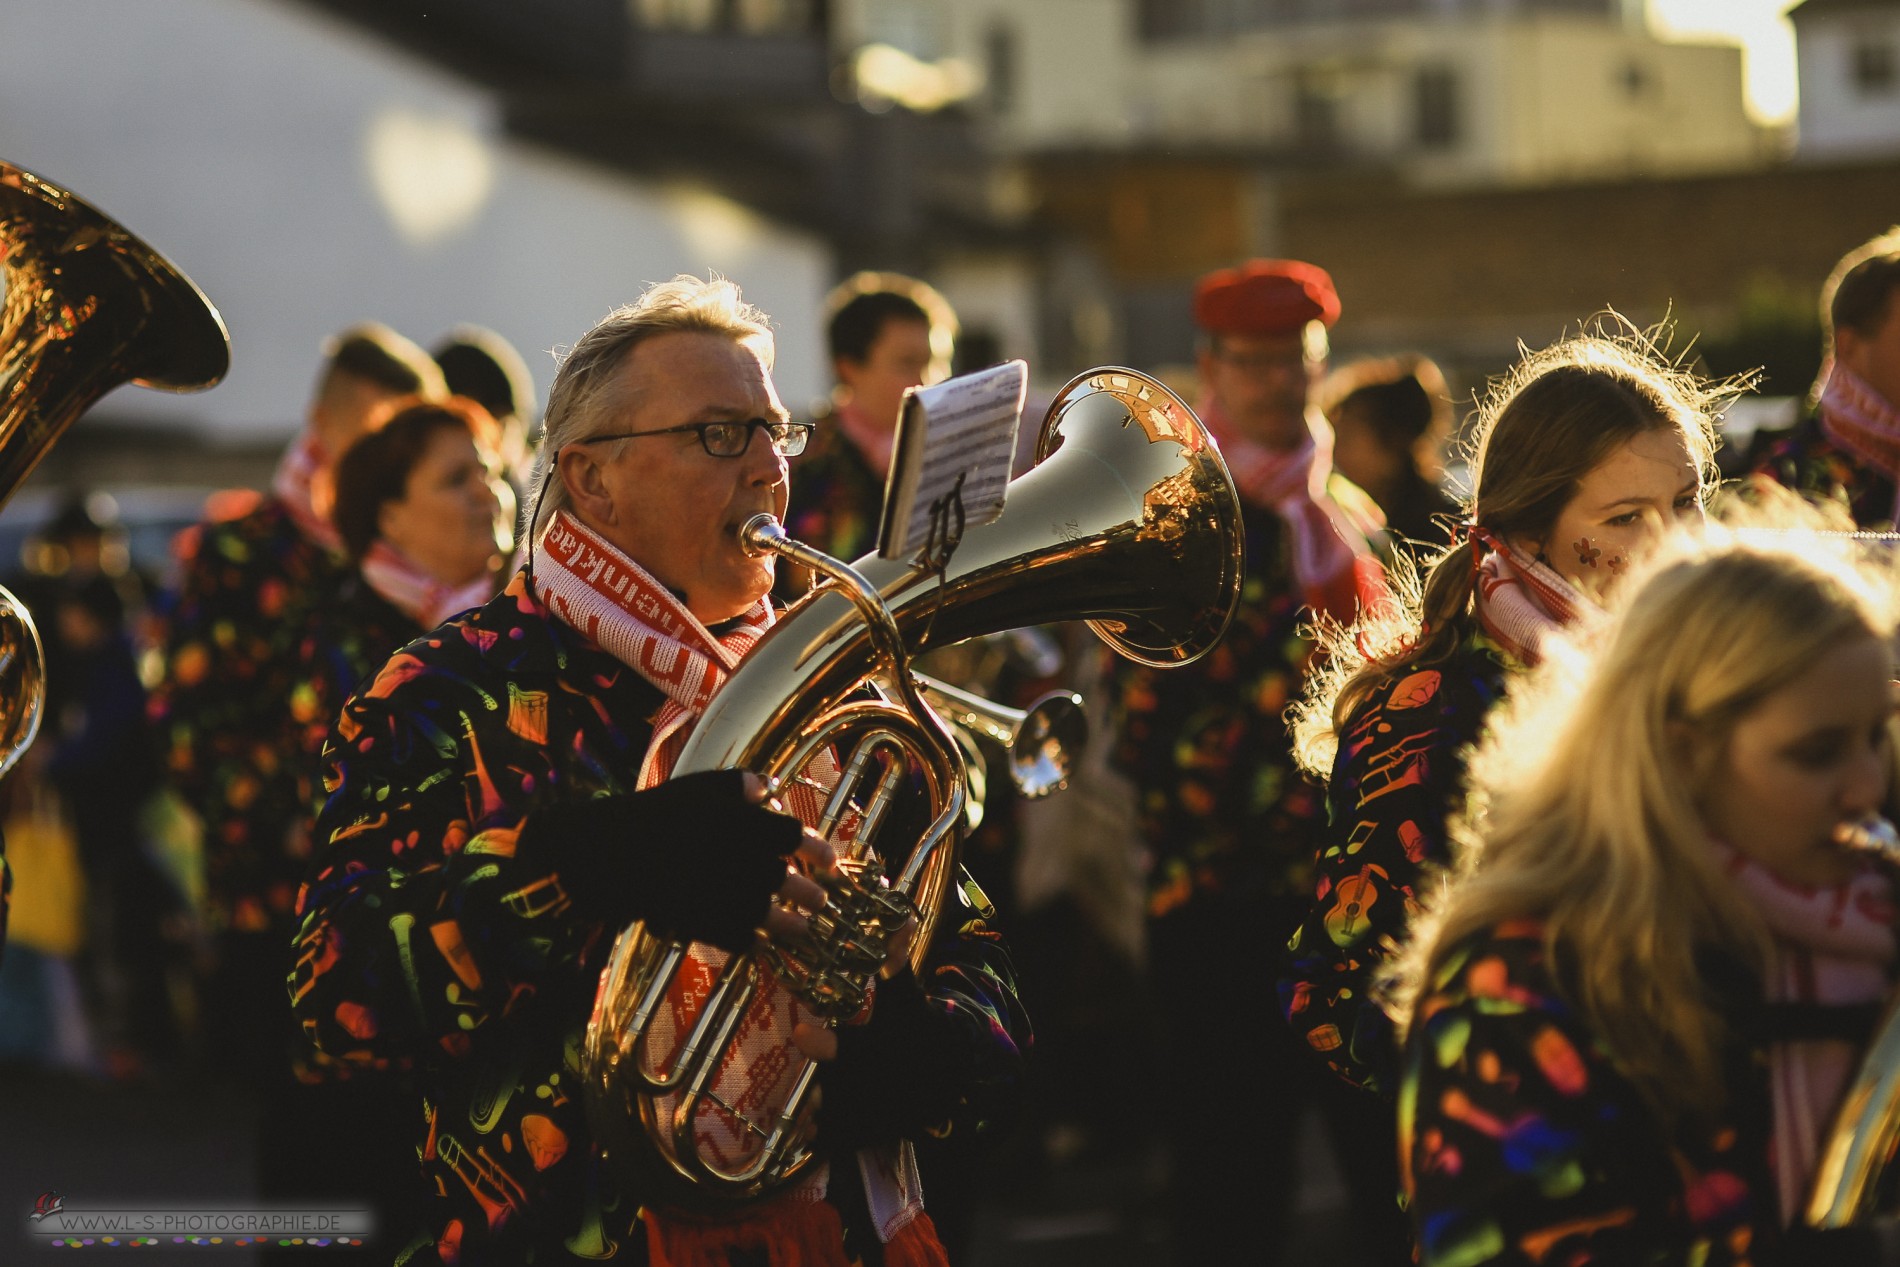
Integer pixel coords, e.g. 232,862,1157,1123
813,968,975,1153
517,769,803,953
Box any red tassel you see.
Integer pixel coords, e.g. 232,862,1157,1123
883,1212,951,1267
645,1193,851,1267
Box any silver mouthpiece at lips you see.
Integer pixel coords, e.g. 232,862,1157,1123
1835,815,1900,863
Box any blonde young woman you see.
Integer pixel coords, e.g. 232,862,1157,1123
1279,331,1730,1095
1394,528,1900,1266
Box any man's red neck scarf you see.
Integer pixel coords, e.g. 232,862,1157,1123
1198,395,1385,622
359,541,497,631
531,509,945,1267
271,432,343,554
1819,361,1900,520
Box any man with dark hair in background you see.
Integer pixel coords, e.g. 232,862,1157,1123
152,321,445,1089
777,272,956,596
433,324,538,492
1754,226,1900,526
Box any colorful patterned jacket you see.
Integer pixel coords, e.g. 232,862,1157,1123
152,496,347,936
1105,478,1386,923
777,409,885,603
1403,921,1885,1267
1280,635,1512,1094
289,575,431,808
1750,408,1897,529
290,571,1030,1264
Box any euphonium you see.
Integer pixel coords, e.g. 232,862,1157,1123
0,161,227,777
583,367,1244,1200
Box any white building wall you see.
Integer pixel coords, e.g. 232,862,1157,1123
860,1,1766,188
1796,13,1900,159
0,0,833,441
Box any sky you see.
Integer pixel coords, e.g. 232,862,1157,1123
1647,0,1803,125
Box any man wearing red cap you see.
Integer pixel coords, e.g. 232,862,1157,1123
1105,259,1401,1263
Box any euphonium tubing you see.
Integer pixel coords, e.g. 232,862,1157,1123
0,161,227,779
582,366,1243,1202
1808,815,1900,1225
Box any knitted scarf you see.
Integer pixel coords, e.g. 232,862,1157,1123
358,541,497,631
1198,396,1383,623
1709,839,1897,1223
1818,362,1900,522
531,510,944,1267
270,432,343,554
1470,529,1593,666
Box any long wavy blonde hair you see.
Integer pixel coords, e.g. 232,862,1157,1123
1386,519,1897,1123
1291,322,1735,777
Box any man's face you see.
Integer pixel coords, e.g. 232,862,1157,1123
836,317,943,433
1197,331,1321,451
565,331,790,624
1837,289,1900,410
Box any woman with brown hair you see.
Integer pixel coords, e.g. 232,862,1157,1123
289,395,512,773
1279,328,1733,1096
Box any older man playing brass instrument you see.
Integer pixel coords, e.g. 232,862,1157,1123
290,276,1029,1266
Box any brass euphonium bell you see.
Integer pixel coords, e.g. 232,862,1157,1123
0,161,228,778
583,367,1244,1201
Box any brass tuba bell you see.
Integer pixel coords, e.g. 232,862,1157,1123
0,161,228,778
583,367,1244,1201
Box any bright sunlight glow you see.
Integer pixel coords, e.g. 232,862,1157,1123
1647,0,1802,126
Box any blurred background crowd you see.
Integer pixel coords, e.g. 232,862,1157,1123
1,0,1898,1263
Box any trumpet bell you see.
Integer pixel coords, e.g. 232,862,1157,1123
1,162,229,503
0,587,43,781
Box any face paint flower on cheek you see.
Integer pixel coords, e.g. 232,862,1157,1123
1573,538,1602,569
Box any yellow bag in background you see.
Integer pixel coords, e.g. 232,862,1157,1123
7,782,86,957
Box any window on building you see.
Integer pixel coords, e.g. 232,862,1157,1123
1414,66,1460,148
1294,79,1339,150
1854,39,1898,97
632,0,817,34
986,22,1016,115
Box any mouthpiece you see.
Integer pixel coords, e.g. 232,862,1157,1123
1835,815,1900,863
740,513,784,558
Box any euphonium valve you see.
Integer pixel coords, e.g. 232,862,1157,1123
582,367,1243,1202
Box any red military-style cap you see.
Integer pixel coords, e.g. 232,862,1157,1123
1192,259,1340,336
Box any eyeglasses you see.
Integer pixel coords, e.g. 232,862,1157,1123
575,419,813,458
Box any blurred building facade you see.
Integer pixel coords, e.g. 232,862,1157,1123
9,0,1900,501
877,0,1770,186
1794,0,1900,159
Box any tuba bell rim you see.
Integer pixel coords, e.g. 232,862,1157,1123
1,161,230,394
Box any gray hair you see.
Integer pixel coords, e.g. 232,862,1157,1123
527,274,775,541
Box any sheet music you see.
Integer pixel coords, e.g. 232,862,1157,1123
878,360,1027,561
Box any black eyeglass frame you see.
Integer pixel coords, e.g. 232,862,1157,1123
572,418,813,458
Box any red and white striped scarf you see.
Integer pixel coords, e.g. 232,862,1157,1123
270,432,343,554
531,509,939,1265
359,541,497,631
1470,529,1592,666
1198,396,1382,623
1819,362,1900,522
1709,839,1897,1223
